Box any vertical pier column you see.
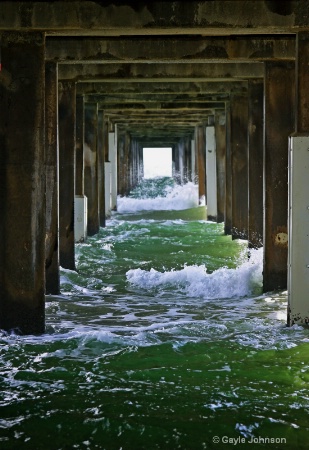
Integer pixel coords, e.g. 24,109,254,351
75,95,87,242
0,32,45,334
248,80,264,249
124,132,131,195
45,62,60,294
117,129,126,197
264,62,295,292
183,136,191,182
206,126,217,221
225,102,232,235
59,81,76,270
97,110,105,227
105,162,112,218
117,129,132,197
191,138,196,183
230,94,249,240
137,142,143,185
288,32,309,325
195,124,206,203
178,140,184,184
172,145,176,178
215,111,226,223
84,103,99,236
109,131,117,211
173,143,180,182
75,95,84,198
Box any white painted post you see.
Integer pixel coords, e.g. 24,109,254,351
109,131,117,211
74,195,87,242
288,135,309,325
206,126,217,221
105,162,112,218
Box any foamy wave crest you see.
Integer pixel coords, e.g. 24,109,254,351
117,182,199,213
127,248,263,299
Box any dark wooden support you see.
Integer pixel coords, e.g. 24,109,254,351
117,129,131,197
263,61,295,292
98,110,106,227
225,102,232,235
215,111,226,223
59,81,76,270
75,95,84,197
45,62,60,295
230,94,249,240
196,124,206,203
173,142,181,182
131,139,139,189
172,145,176,178
296,32,309,133
117,130,126,197
0,32,46,334
125,132,132,194
84,102,99,236
139,144,144,182
184,136,191,182
248,80,264,249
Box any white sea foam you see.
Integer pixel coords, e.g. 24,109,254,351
126,247,263,299
117,182,199,213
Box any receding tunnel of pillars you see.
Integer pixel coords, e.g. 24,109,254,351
2,29,309,334
54,77,275,294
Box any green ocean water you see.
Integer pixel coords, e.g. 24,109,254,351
1,178,309,449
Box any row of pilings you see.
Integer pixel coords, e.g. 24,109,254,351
1,29,309,333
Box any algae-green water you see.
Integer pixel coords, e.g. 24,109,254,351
1,178,309,449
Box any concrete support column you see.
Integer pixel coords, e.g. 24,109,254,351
215,111,226,223
0,32,46,334
196,124,206,203
230,94,249,240
248,80,264,249
264,61,295,292
109,131,117,211
288,33,309,325
45,62,60,295
225,102,232,235
98,110,105,227
206,126,217,221
84,103,99,236
59,81,76,270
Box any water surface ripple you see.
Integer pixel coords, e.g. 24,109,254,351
1,179,309,449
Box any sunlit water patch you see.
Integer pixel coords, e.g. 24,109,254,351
1,179,309,449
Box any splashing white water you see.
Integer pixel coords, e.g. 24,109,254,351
126,248,263,299
117,182,199,213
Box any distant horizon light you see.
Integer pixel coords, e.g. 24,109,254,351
143,147,172,178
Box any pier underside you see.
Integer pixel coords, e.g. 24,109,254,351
1,1,309,332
